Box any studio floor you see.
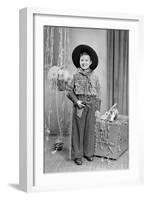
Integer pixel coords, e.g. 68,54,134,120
44,135,129,173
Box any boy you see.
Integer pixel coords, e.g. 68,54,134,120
67,44,101,165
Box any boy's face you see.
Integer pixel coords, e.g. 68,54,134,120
79,54,92,70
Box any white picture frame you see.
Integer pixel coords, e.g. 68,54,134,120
19,7,144,192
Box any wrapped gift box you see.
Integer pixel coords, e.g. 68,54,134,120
94,115,129,160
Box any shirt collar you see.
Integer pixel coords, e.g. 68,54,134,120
78,68,92,76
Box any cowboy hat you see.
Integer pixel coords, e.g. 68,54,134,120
72,44,98,70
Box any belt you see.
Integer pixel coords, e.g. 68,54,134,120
77,95,96,103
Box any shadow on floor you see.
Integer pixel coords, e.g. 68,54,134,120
8,184,20,191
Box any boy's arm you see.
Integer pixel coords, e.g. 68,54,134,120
66,74,79,105
95,75,101,111
66,90,79,105
66,74,86,109
95,98,101,111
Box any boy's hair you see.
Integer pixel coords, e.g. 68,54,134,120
80,52,92,60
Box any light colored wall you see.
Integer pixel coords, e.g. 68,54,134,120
69,27,107,113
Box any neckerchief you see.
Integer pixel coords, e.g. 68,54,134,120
77,68,92,76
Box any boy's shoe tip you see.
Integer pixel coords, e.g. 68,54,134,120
74,158,83,165
84,155,93,161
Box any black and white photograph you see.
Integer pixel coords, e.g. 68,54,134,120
0,0,145,196
43,26,129,173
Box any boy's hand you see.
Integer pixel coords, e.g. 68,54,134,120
95,110,101,118
95,110,101,117
76,100,86,109
95,110,101,122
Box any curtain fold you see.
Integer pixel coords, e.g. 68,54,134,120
44,26,71,136
107,30,129,115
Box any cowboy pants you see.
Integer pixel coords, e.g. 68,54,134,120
71,96,97,159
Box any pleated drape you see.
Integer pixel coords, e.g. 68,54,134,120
107,30,129,115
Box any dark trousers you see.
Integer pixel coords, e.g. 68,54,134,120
71,96,96,159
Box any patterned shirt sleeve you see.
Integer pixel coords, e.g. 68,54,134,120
66,73,79,105
95,74,101,111
66,72,77,91
95,74,101,98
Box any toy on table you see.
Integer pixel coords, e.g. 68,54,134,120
100,103,119,122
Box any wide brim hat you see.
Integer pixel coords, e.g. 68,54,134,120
72,44,98,70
